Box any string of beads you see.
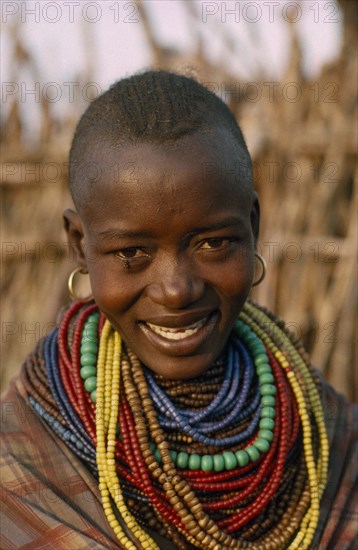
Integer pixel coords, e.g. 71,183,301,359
24,300,329,549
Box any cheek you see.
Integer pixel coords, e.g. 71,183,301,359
211,251,254,299
87,261,139,317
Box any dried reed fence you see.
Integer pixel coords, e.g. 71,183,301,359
1,1,357,400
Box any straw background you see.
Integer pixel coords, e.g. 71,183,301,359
1,1,357,400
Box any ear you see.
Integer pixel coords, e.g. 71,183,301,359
63,208,88,270
250,192,260,246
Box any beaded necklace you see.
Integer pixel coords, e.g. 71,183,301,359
24,300,329,549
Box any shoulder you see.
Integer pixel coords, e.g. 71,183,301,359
317,375,358,548
0,377,119,549
1,377,38,458
319,374,357,452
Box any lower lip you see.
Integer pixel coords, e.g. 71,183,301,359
138,312,219,356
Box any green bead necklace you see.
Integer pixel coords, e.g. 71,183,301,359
80,312,100,403
79,315,276,473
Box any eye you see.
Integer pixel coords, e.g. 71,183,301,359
116,247,143,259
200,238,229,250
114,247,150,268
196,237,239,261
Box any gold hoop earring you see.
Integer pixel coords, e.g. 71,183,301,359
68,267,93,302
252,252,267,287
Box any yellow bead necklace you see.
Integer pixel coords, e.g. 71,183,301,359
95,302,329,549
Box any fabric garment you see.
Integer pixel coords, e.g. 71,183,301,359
1,367,357,549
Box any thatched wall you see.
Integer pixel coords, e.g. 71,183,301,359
1,1,357,400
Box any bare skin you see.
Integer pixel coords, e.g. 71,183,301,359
64,128,260,380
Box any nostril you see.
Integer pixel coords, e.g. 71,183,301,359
147,274,205,309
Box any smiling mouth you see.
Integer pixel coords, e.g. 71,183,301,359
138,312,219,356
145,317,209,341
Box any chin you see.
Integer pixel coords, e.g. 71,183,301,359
139,353,218,381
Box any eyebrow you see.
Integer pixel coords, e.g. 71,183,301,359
185,217,244,237
98,229,156,241
97,217,244,241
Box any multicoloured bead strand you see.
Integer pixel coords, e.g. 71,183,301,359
25,300,329,549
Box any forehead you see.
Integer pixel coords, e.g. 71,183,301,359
79,128,253,226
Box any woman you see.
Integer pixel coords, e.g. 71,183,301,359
1,71,357,549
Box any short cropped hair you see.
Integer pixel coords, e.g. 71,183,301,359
69,71,252,207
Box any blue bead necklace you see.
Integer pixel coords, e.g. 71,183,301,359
33,310,277,474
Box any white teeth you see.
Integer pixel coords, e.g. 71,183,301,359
145,317,208,340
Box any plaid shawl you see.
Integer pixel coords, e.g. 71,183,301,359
1,367,357,549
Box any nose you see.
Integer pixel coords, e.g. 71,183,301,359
146,257,205,309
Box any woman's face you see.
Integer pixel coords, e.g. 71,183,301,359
66,129,259,379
